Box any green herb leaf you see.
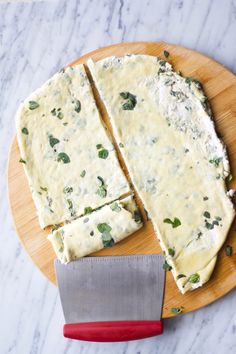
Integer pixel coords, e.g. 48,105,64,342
57,152,70,164
188,273,200,283
97,186,107,198
40,186,48,192
74,99,81,113
63,186,73,194
163,50,169,58
168,248,175,257
57,111,64,119
97,223,112,233
19,158,26,164
21,127,29,135
51,108,56,116
215,216,222,221
97,176,105,186
163,259,172,271
133,210,142,224
96,144,103,149
119,142,124,148
29,101,39,110
67,199,73,210
225,245,233,256
98,149,109,159
120,92,129,99
171,307,184,315
110,202,121,212
203,196,209,201
203,211,211,219
80,170,86,178
101,231,115,247
120,92,137,110
96,176,107,198
84,207,93,215
49,135,60,148
163,217,181,228
209,157,223,167
205,221,214,230
185,77,202,88
176,274,186,280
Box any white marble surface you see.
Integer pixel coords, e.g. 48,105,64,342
0,0,236,353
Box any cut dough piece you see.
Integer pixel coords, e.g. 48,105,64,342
16,64,130,228
88,55,235,293
48,196,143,263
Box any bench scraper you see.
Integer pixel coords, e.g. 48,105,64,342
55,254,165,342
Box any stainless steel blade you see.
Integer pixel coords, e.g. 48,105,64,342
55,254,165,324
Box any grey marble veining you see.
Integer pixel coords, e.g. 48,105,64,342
0,0,236,353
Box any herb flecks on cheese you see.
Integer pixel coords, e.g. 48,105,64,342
48,196,143,263
16,64,130,228
88,54,235,294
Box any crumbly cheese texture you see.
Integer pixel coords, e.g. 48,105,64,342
88,55,235,293
48,196,142,263
16,64,130,228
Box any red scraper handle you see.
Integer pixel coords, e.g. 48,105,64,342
64,320,163,342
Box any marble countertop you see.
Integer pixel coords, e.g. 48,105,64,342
0,0,236,353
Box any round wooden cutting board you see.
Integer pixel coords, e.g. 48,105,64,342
8,42,236,318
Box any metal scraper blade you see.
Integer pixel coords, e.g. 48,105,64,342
55,254,165,324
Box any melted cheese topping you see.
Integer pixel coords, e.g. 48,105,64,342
88,55,235,293
48,196,142,263
16,64,130,228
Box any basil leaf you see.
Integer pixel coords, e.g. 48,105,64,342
96,144,103,149
21,127,29,135
49,135,60,148
57,152,70,164
19,158,26,164
98,149,109,159
119,142,124,148
29,101,39,110
188,273,200,283
225,245,233,256
74,99,81,113
40,186,48,192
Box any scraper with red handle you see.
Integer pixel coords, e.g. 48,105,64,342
55,254,165,342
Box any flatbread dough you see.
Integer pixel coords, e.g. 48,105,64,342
48,196,142,263
88,55,235,293
16,64,130,228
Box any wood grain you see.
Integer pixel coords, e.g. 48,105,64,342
7,42,236,318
